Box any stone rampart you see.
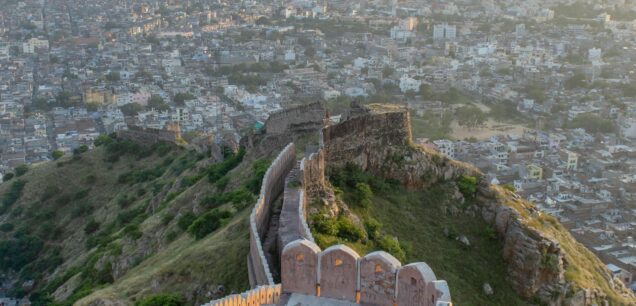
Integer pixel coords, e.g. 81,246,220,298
248,143,296,287
116,124,181,145
201,284,282,306
280,239,452,306
265,102,325,135
322,104,477,189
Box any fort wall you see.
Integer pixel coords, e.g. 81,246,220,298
264,102,325,135
248,143,296,287
202,285,281,306
280,239,452,306
116,124,181,145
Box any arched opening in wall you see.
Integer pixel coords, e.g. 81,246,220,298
335,258,343,266
410,277,417,286
431,295,435,304
375,264,383,273
296,254,305,263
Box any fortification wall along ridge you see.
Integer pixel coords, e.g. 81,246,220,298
281,239,452,306
202,285,282,306
265,102,325,135
116,124,181,145
248,143,296,287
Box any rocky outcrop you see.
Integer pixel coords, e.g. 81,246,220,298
319,103,635,305
323,104,477,188
478,185,564,300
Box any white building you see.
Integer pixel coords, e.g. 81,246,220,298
22,37,49,53
399,75,421,93
433,140,455,158
433,23,456,40
588,48,602,62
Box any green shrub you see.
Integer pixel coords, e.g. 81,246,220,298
502,184,515,192
187,210,233,239
14,165,28,177
161,213,174,225
207,147,246,183
51,150,64,160
135,293,185,306
2,173,14,182
214,176,229,190
335,216,366,242
116,206,146,225
245,159,269,193
84,220,100,235
116,194,135,208
457,175,478,199
73,188,91,200
180,175,201,188
123,224,143,240
310,212,339,236
94,134,113,147
200,188,254,210
0,223,14,232
2,180,26,209
354,182,373,208
177,212,197,231
71,203,93,218
40,185,60,201
165,230,179,242
364,218,382,240
84,174,97,184
377,234,406,262
0,235,43,271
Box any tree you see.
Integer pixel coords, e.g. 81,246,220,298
456,105,486,129
419,83,433,99
147,95,169,111
382,65,395,78
106,71,121,81
2,173,14,182
55,91,74,108
14,165,28,177
304,47,316,58
567,113,615,133
120,103,143,116
173,93,196,106
565,73,587,90
51,150,64,160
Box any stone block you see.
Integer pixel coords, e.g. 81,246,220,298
396,263,437,306
281,239,321,295
319,245,360,301
359,251,401,306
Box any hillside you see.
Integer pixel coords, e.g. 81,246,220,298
304,103,636,305
0,103,633,306
0,135,273,305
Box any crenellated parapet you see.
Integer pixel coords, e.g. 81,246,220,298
248,143,297,287
281,239,452,306
202,285,282,306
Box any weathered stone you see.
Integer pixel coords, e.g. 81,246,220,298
457,235,470,247
396,263,438,306
281,239,320,296
483,283,494,296
359,251,401,306
319,245,360,301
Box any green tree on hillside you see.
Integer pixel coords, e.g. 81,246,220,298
147,95,169,111
456,105,487,129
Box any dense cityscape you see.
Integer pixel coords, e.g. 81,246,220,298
1,0,636,304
